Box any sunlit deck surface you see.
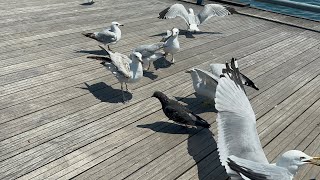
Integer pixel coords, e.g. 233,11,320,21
1,0,320,179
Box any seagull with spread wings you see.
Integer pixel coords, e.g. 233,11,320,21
185,59,258,104
158,3,233,32
215,59,320,179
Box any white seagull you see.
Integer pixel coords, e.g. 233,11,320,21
88,45,143,103
163,28,180,63
82,21,123,51
133,42,165,70
215,59,320,179
185,60,259,103
158,3,233,32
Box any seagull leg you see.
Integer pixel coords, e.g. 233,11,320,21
171,55,175,64
147,61,151,70
107,45,113,52
121,82,127,103
125,83,132,93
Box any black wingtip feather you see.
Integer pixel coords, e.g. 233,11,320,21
226,7,238,14
158,7,170,19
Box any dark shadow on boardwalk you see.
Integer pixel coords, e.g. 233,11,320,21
137,121,195,134
174,95,218,113
150,29,222,39
80,1,95,5
79,82,132,103
143,71,158,80
153,57,173,70
75,49,107,56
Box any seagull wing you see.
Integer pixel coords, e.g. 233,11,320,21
133,42,164,57
196,4,231,24
227,156,292,180
103,50,130,79
159,4,190,24
215,74,269,169
94,29,117,43
194,68,219,88
210,64,226,80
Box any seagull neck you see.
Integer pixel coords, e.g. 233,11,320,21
111,25,121,34
276,161,298,176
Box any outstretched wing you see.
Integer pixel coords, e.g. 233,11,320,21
159,4,190,24
228,156,292,180
194,68,219,89
196,4,231,24
214,66,268,171
133,42,164,57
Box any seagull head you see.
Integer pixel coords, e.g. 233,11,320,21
131,52,143,64
276,150,320,175
111,22,124,27
172,28,179,37
188,8,194,15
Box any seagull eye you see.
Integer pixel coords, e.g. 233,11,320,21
300,157,306,160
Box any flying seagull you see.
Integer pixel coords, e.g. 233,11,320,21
133,42,165,70
87,45,143,103
215,59,320,179
82,22,123,51
185,59,259,103
163,28,180,63
159,3,233,32
152,91,210,128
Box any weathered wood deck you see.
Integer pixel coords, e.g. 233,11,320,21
0,0,319,179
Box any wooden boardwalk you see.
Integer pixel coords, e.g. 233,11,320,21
0,0,319,179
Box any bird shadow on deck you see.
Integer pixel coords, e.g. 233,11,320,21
153,57,173,70
174,95,218,113
78,82,132,103
75,49,107,56
143,71,158,80
150,30,222,39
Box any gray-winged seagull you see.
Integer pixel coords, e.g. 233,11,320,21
215,59,320,179
159,3,233,32
88,46,143,103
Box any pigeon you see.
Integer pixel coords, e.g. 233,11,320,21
133,42,165,70
82,22,123,51
152,91,210,128
163,28,180,63
185,59,259,103
215,59,320,179
159,3,233,32
87,45,143,103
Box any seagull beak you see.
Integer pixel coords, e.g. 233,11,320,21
138,57,143,64
304,157,320,166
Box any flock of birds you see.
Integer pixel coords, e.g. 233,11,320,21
81,1,319,179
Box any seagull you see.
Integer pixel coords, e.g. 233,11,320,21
158,3,233,32
185,59,259,103
214,59,320,179
87,45,143,103
152,91,210,128
82,22,123,51
133,42,165,70
163,28,180,63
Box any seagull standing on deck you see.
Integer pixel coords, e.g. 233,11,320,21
152,91,210,128
87,46,143,103
133,42,165,70
158,4,233,32
82,22,123,51
215,59,320,179
163,28,180,64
